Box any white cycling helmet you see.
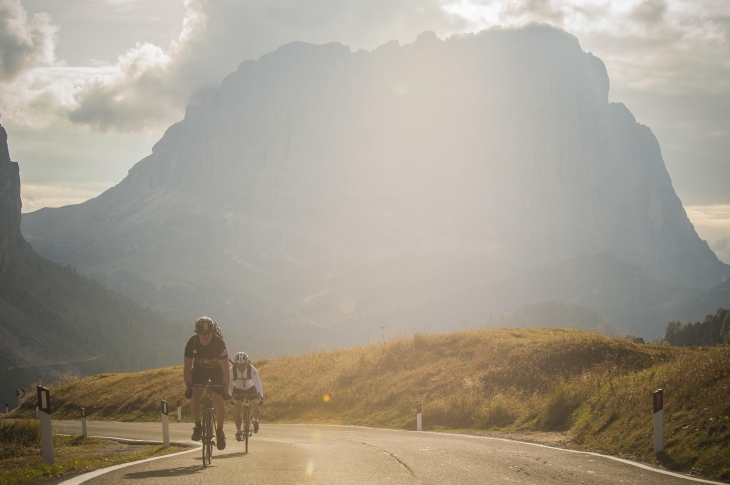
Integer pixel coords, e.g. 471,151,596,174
234,351,250,364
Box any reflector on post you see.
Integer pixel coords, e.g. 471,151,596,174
37,386,50,414
653,389,663,413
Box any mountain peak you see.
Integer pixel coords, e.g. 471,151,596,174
20,26,730,348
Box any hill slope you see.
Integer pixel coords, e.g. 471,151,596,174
17,328,730,482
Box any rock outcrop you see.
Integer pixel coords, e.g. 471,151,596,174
21,25,730,345
0,123,32,271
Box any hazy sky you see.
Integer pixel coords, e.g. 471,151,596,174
1,0,729,262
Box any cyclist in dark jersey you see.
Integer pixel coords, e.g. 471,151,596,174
184,316,230,450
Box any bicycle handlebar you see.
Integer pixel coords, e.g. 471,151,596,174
186,380,229,399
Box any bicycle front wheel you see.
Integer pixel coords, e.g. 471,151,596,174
206,405,215,465
202,406,211,466
244,405,250,454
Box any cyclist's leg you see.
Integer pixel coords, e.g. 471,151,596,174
213,390,226,430
210,368,227,432
234,399,243,430
211,381,227,449
190,386,203,423
190,366,206,424
251,400,260,420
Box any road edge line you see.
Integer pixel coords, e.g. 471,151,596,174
57,437,200,485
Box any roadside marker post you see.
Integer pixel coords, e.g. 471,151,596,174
37,386,54,464
161,400,170,448
416,404,423,431
653,389,664,453
4,402,7,415
177,399,182,423
81,407,87,437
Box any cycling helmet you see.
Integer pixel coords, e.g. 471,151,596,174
234,352,250,364
195,316,215,333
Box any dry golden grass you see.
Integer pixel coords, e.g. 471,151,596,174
11,327,730,482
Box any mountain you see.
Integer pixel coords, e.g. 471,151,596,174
0,122,180,406
21,25,729,350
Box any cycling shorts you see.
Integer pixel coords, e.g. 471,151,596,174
233,387,259,402
192,365,224,387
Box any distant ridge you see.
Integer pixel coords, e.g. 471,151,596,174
21,25,729,350
0,122,180,406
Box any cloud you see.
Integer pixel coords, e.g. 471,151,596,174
631,0,668,26
442,0,730,95
0,0,57,81
3,0,459,132
2,0,729,137
67,42,178,131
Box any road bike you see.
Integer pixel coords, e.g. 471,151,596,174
200,379,217,466
234,392,259,454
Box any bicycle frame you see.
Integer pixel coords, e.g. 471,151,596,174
234,392,256,454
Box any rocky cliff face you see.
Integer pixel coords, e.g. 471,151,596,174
21,25,730,344
0,123,32,272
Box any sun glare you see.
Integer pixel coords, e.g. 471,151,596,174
441,0,502,30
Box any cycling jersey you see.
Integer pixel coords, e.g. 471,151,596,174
229,363,263,398
184,334,228,369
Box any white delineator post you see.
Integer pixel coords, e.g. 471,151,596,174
4,402,7,415
81,407,87,437
416,404,423,431
177,399,182,423
37,386,54,464
161,400,170,448
653,389,664,453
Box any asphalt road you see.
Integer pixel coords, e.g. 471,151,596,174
52,420,724,485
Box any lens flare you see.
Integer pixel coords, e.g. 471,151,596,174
306,459,315,477
393,81,409,96
339,297,356,314
323,394,331,402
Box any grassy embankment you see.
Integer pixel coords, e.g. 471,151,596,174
12,327,730,482
0,419,186,485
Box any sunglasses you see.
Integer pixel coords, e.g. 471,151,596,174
198,330,212,336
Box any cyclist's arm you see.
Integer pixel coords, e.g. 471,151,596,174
251,366,263,398
219,357,231,391
183,357,193,387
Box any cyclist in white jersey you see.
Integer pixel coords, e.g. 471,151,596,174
230,351,264,441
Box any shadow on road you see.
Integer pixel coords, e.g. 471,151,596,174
213,451,249,460
123,465,203,479
122,452,250,479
